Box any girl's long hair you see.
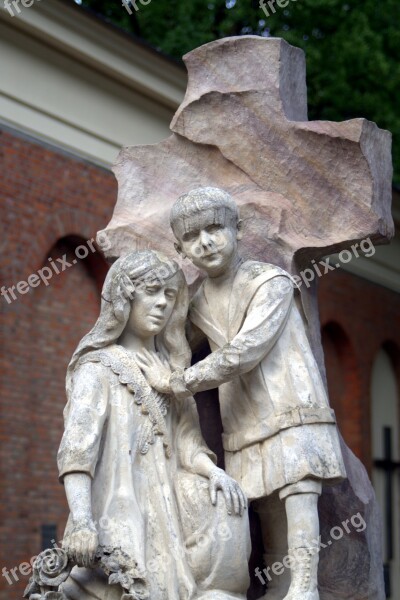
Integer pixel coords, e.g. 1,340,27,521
66,250,191,398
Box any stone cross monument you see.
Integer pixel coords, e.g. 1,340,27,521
22,36,394,600
65,36,393,600
97,36,393,599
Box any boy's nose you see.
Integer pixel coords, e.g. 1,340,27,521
199,230,212,246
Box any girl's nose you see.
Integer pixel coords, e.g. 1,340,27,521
155,294,167,307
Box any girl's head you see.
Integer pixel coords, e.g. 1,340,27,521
67,250,190,390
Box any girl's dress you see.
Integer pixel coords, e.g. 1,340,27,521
58,344,250,600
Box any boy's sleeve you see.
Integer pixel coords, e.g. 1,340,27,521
174,275,293,396
175,396,217,472
57,361,109,481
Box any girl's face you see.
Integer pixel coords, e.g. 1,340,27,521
127,273,180,339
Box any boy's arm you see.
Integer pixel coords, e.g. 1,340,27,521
171,275,293,398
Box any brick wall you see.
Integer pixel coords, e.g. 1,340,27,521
319,268,400,470
0,127,115,597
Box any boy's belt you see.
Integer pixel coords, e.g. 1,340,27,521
222,406,336,452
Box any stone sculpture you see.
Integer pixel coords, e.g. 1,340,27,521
25,250,251,600
137,186,346,600
98,36,393,599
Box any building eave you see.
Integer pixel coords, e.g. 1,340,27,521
0,0,186,110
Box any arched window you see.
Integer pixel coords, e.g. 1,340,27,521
28,235,108,557
371,346,400,599
321,322,361,457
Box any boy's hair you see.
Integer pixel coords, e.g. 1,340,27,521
170,187,238,239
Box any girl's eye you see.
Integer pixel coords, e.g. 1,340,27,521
166,291,177,300
146,287,158,295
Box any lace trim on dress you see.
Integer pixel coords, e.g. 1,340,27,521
78,345,172,458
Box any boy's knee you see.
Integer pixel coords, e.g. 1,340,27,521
279,479,322,501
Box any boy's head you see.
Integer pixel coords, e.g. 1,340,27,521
170,187,242,277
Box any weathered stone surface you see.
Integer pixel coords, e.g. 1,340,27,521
318,439,385,599
102,37,393,272
99,36,392,599
101,37,393,367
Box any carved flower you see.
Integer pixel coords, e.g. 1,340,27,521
32,548,71,589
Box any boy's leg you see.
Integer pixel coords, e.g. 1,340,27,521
280,480,321,600
254,491,291,600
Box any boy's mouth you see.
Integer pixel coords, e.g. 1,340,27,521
201,250,219,259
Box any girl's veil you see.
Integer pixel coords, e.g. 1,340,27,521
65,250,190,400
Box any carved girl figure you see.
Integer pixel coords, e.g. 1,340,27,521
57,250,250,600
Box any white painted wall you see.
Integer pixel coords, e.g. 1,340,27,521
0,0,186,167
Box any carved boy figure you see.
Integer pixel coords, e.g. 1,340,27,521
138,187,347,600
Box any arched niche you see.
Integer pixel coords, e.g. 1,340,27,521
321,321,361,454
27,235,108,555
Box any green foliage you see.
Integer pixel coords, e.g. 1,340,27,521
78,0,400,182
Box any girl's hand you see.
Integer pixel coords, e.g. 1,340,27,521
208,467,247,516
136,349,172,394
62,518,98,567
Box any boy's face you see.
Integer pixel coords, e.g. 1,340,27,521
175,209,242,277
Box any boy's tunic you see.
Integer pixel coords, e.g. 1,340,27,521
185,260,346,500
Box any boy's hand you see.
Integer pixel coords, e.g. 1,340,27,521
136,349,172,394
209,467,247,516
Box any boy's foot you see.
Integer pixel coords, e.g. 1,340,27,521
281,548,319,600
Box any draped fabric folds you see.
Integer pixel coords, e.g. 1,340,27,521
58,345,250,600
